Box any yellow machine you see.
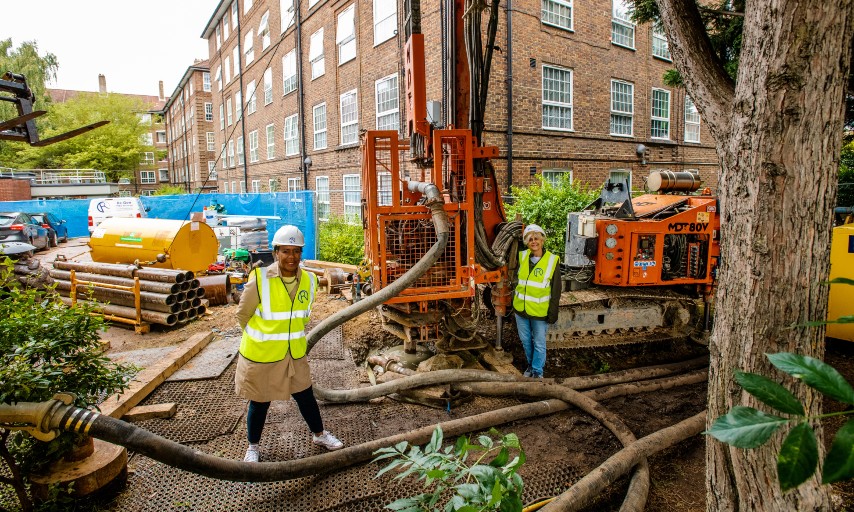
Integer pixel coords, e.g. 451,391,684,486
827,221,854,342
88,218,218,273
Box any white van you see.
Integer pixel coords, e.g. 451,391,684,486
88,197,148,234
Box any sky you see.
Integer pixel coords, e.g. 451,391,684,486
1,0,220,97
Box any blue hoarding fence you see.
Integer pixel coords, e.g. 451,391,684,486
0,192,317,259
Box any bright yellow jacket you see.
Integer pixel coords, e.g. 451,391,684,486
513,249,559,318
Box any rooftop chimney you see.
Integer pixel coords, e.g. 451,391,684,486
98,74,106,93
159,80,165,100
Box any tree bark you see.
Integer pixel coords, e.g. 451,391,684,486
656,0,854,510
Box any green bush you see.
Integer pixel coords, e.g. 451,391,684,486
505,175,599,257
153,184,185,196
0,259,136,511
839,141,854,208
317,215,365,265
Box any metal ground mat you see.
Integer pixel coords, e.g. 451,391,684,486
307,325,345,360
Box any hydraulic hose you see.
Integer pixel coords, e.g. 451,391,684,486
304,181,449,354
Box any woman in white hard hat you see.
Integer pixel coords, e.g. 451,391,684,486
512,224,561,378
235,224,343,462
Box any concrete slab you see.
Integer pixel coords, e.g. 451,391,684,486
107,346,175,369
166,335,239,381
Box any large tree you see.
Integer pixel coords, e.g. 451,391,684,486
655,0,854,509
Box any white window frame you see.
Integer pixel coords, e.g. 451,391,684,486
684,95,701,143
313,103,327,150
240,180,246,193
375,73,399,131
252,179,261,193
224,55,231,83
288,177,302,191
156,130,167,143
611,0,635,49
231,180,237,193
282,50,297,95
246,81,257,114
207,132,215,151
266,123,275,159
269,178,279,192
542,0,573,32
309,28,325,80
651,88,671,139
204,102,213,121
216,25,222,50
373,0,397,46
543,169,572,186
340,89,358,146
652,25,671,61
280,0,295,33
235,90,242,120
259,11,271,50
377,171,393,206
203,71,211,92
140,170,156,184
244,0,253,14
228,139,235,167
541,65,573,131
208,161,217,179
609,79,634,137
158,168,170,182
244,29,255,65
141,151,155,165
223,9,230,39
214,66,222,91
232,46,240,77
248,131,259,163
316,176,330,220
226,97,233,126
219,104,224,130
141,133,153,145
263,68,273,105
337,5,356,65
609,169,632,193
343,174,362,222
284,114,299,156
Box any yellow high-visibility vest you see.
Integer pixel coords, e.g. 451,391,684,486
513,249,559,318
239,268,316,363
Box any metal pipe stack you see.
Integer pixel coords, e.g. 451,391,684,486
50,261,208,327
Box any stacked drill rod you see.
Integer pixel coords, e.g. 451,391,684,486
50,261,208,328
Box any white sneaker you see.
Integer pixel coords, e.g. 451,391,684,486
244,447,260,463
312,430,344,451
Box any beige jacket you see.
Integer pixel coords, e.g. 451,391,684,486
234,263,312,402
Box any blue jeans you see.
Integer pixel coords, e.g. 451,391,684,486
515,314,547,377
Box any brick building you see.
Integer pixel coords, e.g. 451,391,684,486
200,0,719,218
163,61,218,193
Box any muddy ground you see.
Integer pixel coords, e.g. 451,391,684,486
95,288,854,511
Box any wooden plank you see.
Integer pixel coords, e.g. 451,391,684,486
303,259,359,274
99,331,215,418
122,402,177,422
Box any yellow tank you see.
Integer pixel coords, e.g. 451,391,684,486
89,218,218,273
828,222,854,342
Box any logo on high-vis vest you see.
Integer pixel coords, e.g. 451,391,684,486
533,268,544,277
298,290,309,303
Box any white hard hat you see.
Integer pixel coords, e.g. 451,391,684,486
522,224,546,243
272,225,305,248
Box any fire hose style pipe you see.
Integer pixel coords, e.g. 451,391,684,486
304,181,449,356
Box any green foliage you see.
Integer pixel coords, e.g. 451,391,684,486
373,426,525,512
317,215,364,265
839,141,854,208
153,184,186,196
505,175,599,257
706,352,854,491
0,258,136,508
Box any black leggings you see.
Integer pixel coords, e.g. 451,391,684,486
246,386,324,443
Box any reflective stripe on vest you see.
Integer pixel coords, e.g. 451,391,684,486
239,268,316,363
513,250,558,318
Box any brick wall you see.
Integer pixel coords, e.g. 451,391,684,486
0,178,32,201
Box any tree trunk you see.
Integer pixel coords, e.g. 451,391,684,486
656,0,854,509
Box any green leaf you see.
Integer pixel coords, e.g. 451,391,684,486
767,353,854,405
735,371,805,416
490,447,509,468
828,316,854,325
500,495,524,512
478,435,494,449
829,277,854,286
705,406,788,448
501,433,521,449
823,418,854,484
427,426,443,454
777,423,818,492
456,483,481,499
386,497,420,511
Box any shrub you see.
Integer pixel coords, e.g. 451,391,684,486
153,184,185,196
505,175,599,257
317,215,365,265
839,141,854,208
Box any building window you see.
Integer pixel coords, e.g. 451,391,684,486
244,29,255,65
158,168,169,182
316,176,330,220
118,190,132,197
269,178,278,192
252,179,261,193
224,55,231,83
140,190,156,197
313,103,327,150
219,104,224,130
337,5,356,65
284,114,299,156
288,177,302,191
237,135,245,165
374,0,397,46
378,172,392,206
259,11,271,50
220,143,226,170
227,97,233,126
139,113,152,125
224,182,229,194
223,8,230,39
248,131,259,163
280,0,295,33
235,90,242,120
543,169,572,186
240,180,246,193
141,133,153,145
205,102,213,121
228,140,235,167
232,46,240,77
231,1,238,26
266,123,275,159
684,95,701,143
542,65,572,131
610,169,632,192
140,170,156,184
652,25,671,60
375,74,399,131
263,68,273,105
231,180,237,193
343,174,361,222
141,152,155,165
542,0,572,31
208,161,216,179
309,0,319,8
203,71,211,91
310,28,325,80
340,89,358,145
612,0,635,49
216,25,222,49
215,66,222,91
651,88,671,139
156,130,167,143
610,80,633,136
244,0,253,13
247,81,257,114
207,132,215,151
282,50,297,95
